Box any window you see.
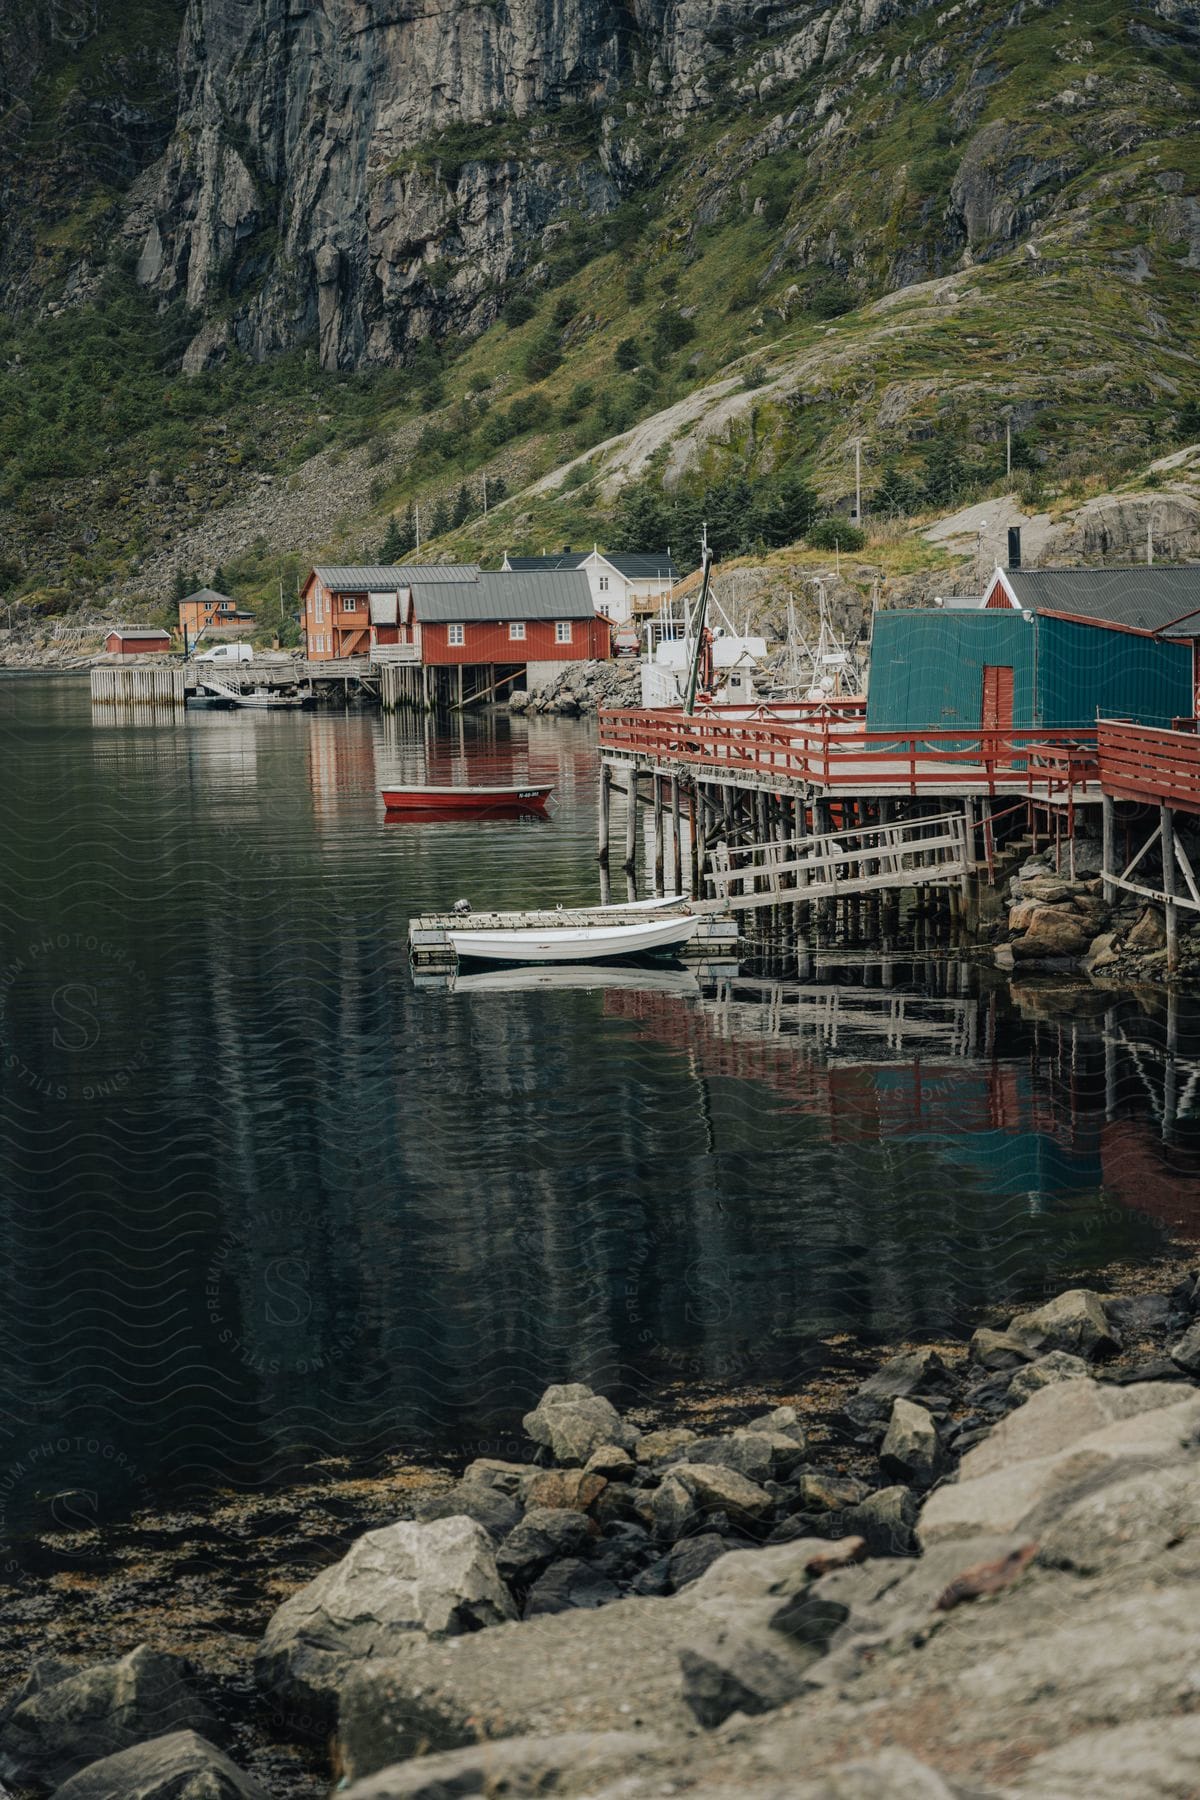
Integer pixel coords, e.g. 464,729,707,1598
599,576,609,592
448,623,465,646
342,597,357,613
314,593,324,622
509,622,526,641
555,621,572,644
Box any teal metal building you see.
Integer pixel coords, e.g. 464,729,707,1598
866,567,1200,734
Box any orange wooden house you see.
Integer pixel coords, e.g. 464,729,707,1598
177,587,255,643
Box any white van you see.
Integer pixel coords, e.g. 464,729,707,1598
195,642,254,663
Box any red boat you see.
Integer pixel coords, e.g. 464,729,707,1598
380,783,554,816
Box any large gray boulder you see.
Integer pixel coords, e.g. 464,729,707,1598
0,1648,215,1792
522,1383,640,1465
1006,1349,1090,1402
1169,1320,1200,1373
1006,1289,1119,1360
49,1731,269,1800
255,1516,516,1723
920,1390,1200,1543
339,1730,661,1799
336,1595,702,1781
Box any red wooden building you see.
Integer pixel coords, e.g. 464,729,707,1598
415,570,607,667
105,627,172,655
302,564,478,661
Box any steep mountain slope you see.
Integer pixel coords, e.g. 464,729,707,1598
0,0,1196,613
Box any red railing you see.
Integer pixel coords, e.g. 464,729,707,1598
599,705,1099,798
1098,718,1200,815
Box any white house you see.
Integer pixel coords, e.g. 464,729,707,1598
501,547,678,626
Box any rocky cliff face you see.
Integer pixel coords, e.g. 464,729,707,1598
124,0,808,371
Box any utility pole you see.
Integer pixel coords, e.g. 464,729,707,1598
416,503,421,554
853,439,862,524
1006,416,1012,481
1147,509,1154,566
482,472,488,515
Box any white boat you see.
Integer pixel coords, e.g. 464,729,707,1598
447,912,700,965
591,894,688,913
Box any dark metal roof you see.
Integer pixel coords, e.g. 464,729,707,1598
604,552,678,581
1003,567,1200,633
313,563,477,589
505,554,590,572
415,569,595,622
505,551,678,581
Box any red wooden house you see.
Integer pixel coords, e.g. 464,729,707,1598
414,570,607,668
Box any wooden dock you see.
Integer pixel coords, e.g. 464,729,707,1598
409,906,738,970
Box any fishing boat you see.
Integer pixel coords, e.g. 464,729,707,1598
381,783,554,815
447,910,699,965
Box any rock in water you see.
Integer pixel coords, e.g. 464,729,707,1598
0,1647,216,1791
880,1399,948,1488
1007,1290,1120,1360
48,1731,270,1800
255,1516,516,1723
522,1382,640,1464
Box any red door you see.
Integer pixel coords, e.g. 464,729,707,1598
982,664,1015,769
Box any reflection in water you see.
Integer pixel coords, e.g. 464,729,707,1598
0,677,1197,1538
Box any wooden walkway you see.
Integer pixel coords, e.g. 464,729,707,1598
708,812,970,912
600,704,1099,802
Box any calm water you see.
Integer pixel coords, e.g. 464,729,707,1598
0,673,1197,1534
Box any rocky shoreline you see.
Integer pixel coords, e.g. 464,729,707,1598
2,1255,1199,1799
999,841,1200,985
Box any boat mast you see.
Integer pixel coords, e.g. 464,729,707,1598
683,530,713,714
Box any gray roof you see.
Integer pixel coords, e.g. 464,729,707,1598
505,550,678,581
1003,567,1200,633
312,563,477,589
415,569,595,622
182,587,238,606
111,625,171,637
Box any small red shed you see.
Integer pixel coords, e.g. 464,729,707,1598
105,627,172,655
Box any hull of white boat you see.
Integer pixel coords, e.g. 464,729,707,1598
452,963,700,994
448,914,699,964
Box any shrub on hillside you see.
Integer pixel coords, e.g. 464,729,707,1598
502,295,536,328
806,517,865,552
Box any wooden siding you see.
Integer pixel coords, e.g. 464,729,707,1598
1097,719,1200,814
421,617,609,666
105,632,171,654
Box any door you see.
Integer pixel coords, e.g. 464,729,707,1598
981,664,1015,770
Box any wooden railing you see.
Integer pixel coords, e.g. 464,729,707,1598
1098,719,1200,814
599,706,1099,798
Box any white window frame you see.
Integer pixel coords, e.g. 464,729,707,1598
509,621,526,641
555,620,572,644
342,597,357,613
599,575,609,592
447,623,465,646
314,592,325,622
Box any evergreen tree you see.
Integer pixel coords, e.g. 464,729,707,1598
171,568,190,603
430,494,451,538
452,483,472,528
378,513,405,561
615,337,640,372
752,469,818,547
487,474,507,504
920,438,968,507
1177,398,1200,441
212,565,229,594
871,462,922,518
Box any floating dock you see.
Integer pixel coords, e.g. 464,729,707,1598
409,906,738,973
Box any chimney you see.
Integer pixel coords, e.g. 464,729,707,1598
1007,526,1022,569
